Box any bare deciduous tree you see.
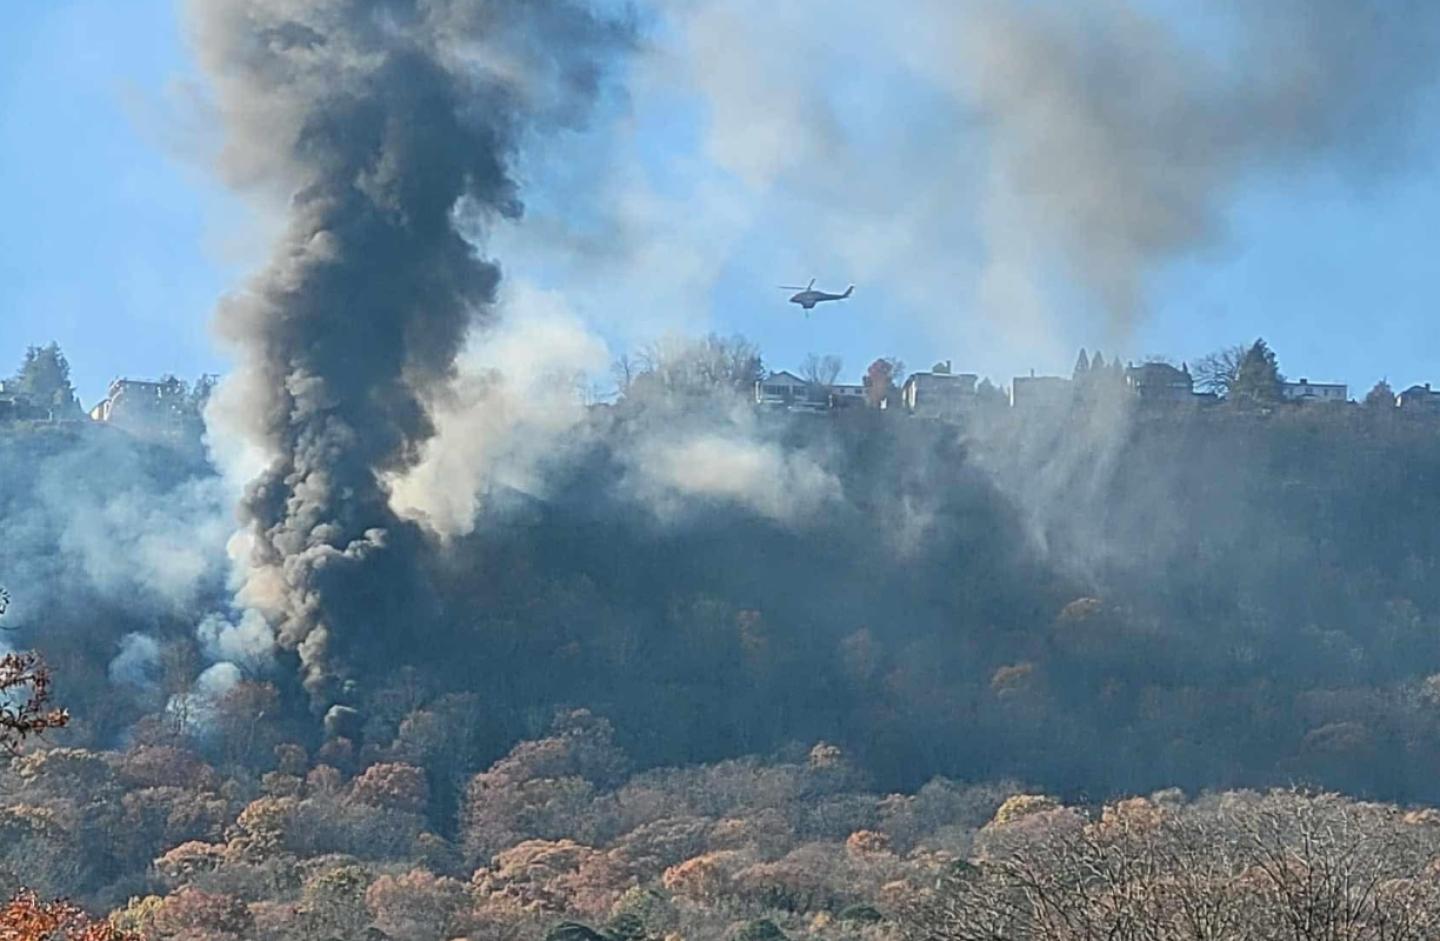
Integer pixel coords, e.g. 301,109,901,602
1192,344,1247,397
905,790,1440,941
800,354,843,389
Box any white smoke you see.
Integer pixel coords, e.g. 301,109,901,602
625,427,841,526
108,632,162,689
389,281,611,538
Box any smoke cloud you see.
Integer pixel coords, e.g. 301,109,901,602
924,0,1440,332
187,0,630,698
522,0,1439,369
108,633,161,690
389,282,610,537
0,432,230,631
626,429,841,527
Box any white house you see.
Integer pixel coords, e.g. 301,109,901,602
901,363,978,418
754,371,829,412
1282,378,1348,404
830,384,867,408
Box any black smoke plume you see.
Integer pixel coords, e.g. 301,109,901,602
188,0,629,699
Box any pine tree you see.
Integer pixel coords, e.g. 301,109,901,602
12,342,80,415
1230,338,1284,404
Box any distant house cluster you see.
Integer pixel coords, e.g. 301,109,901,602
88,376,191,428
0,369,212,443
0,378,83,423
755,371,866,412
0,379,52,422
749,346,1440,420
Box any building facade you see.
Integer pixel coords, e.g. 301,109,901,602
1397,383,1440,412
901,365,978,418
1283,378,1348,404
1125,362,1194,403
1011,374,1073,410
754,371,829,412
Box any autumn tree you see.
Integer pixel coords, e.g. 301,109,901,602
365,869,469,941
350,762,429,815
863,358,904,408
0,891,135,941
905,790,1440,941
1,651,69,756
1365,379,1397,409
462,710,627,864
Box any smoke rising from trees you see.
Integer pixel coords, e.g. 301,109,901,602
187,0,631,700
7,5,1440,901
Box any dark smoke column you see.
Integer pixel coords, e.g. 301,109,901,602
189,1,627,699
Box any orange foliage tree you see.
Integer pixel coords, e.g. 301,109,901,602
0,890,134,941
1,591,121,940
1,652,69,758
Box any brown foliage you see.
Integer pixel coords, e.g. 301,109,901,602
148,888,252,940
0,654,69,756
461,711,624,862
908,790,1440,941
0,891,134,941
661,852,744,904
474,839,633,918
114,747,219,793
350,762,428,815
365,869,469,941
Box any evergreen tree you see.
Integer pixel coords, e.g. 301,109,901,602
1230,338,1284,404
12,342,80,415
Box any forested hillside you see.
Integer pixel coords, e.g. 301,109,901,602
9,360,1440,938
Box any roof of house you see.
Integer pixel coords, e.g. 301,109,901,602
1127,362,1190,383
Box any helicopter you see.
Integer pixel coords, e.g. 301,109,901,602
779,279,854,314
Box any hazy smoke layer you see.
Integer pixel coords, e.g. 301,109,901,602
621,0,1440,361
0,433,228,632
936,0,1440,330
188,0,628,698
626,427,840,526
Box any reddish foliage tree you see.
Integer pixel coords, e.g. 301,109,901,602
149,888,253,940
350,762,429,815
0,890,135,940
0,653,70,757
863,358,902,408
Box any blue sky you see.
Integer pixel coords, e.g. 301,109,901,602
4,1,1439,406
